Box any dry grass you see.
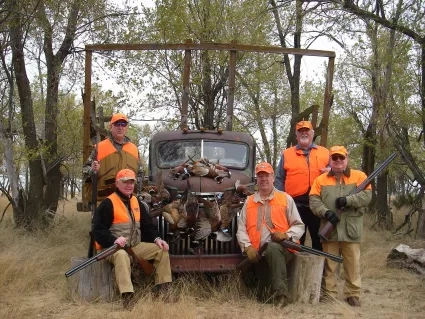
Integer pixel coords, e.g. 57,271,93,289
0,197,424,319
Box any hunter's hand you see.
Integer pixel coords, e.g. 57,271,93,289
114,236,127,247
244,246,260,263
155,238,169,252
91,160,100,173
271,231,289,242
335,197,348,209
325,210,339,226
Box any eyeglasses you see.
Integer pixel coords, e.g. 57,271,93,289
113,121,128,127
331,154,346,161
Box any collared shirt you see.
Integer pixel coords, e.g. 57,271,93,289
236,188,305,252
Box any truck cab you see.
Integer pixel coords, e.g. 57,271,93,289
148,128,256,273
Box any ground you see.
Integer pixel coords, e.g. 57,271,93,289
0,197,424,319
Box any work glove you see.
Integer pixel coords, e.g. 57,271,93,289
271,231,289,242
324,210,339,226
335,197,348,209
244,246,260,263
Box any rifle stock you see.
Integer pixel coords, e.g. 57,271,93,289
124,246,155,276
318,152,397,241
235,240,343,272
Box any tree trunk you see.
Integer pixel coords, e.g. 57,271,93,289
287,252,324,304
375,171,392,229
10,0,46,230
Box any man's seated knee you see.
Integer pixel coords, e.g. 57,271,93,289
265,242,284,253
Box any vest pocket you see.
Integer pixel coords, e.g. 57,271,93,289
345,215,363,240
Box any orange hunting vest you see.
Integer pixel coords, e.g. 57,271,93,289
95,193,141,250
283,146,329,197
245,192,291,250
95,139,139,200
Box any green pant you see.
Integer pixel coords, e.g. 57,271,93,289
242,242,294,302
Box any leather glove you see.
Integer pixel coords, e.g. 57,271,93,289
271,231,289,242
335,197,348,209
244,246,260,263
325,210,339,226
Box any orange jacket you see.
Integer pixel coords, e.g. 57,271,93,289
95,192,141,250
245,192,290,250
283,146,329,198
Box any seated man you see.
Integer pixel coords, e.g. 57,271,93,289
92,169,172,309
236,162,305,304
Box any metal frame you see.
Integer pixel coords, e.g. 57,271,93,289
83,41,335,162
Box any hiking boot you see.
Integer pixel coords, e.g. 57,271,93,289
345,296,361,307
122,292,136,310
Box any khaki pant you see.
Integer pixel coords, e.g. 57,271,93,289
107,242,172,294
322,241,361,298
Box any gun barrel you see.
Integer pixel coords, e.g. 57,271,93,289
299,245,343,263
65,258,97,278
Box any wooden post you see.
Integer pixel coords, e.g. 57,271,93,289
287,252,324,304
67,257,116,302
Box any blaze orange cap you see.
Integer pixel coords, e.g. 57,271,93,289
255,162,274,174
296,120,313,131
329,145,348,157
110,113,128,124
116,169,136,182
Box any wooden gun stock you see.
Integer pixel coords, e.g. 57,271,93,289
318,152,397,241
124,246,155,276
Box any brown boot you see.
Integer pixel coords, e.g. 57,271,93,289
345,296,361,307
122,292,136,310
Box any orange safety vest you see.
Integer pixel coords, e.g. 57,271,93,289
95,139,139,200
245,192,291,250
283,146,329,198
95,193,141,250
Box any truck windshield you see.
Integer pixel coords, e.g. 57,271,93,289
156,140,249,169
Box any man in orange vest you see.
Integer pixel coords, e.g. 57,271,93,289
310,146,372,307
83,113,144,205
274,120,329,251
237,162,305,305
92,169,172,309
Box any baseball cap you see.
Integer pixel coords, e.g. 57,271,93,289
296,120,313,131
116,169,136,182
255,162,274,174
110,113,128,124
329,145,348,157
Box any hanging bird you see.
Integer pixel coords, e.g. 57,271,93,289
193,212,212,242
182,179,199,229
199,197,222,232
156,170,171,202
235,180,254,197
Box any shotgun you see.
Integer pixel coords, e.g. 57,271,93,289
236,240,343,272
66,243,120,278
318,152,398,241
124,246,155,276
66,244,155,277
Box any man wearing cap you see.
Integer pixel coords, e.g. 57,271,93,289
237,162,305,305
83,112,144,205
274,120,329,251
309,146,372,307
92,169,172,309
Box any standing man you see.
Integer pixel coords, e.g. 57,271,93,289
274,120,329,251
309,146,372,307
92,169,172,309
83,112,144,205
237,162,305,304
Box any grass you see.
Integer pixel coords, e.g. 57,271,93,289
0,197,424,319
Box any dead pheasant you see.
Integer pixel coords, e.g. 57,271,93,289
181,179,199,229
